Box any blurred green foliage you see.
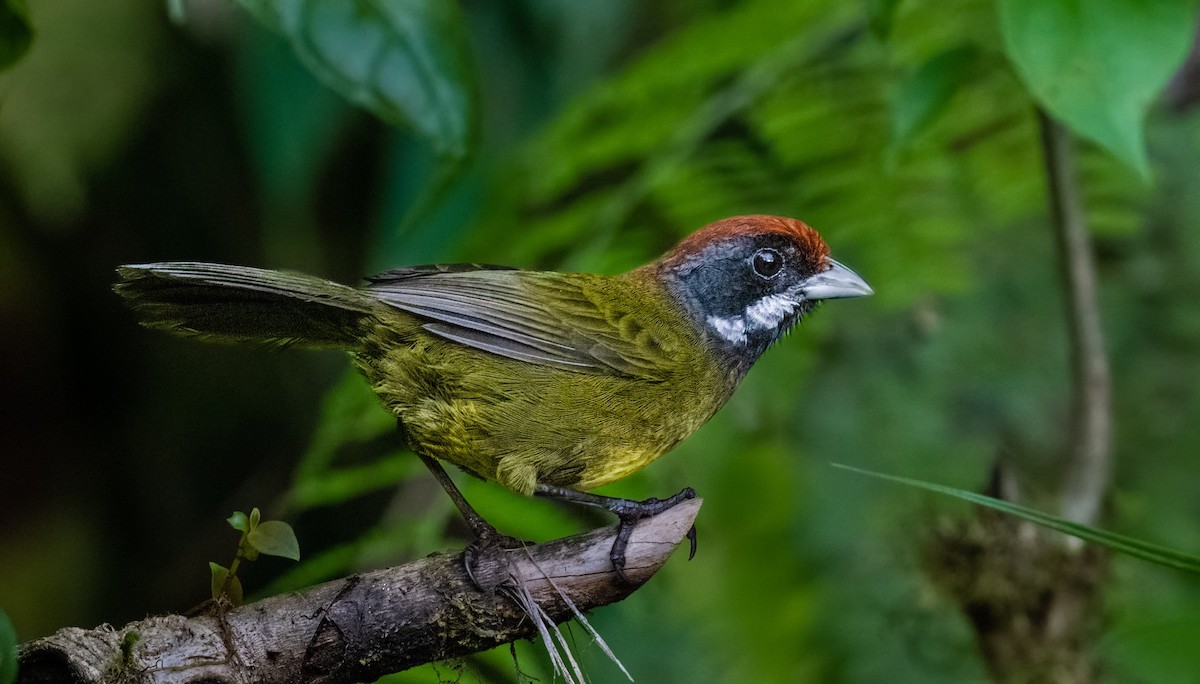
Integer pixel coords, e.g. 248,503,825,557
0,609,14,684
0,0,31,70
2,0,1200,682
237,0,477,160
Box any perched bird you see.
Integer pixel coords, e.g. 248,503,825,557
115,215,871,580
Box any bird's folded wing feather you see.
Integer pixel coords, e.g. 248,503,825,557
365,266,678,379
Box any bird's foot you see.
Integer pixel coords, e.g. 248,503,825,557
410,446,527,590
533,482,700,583
609,487,698,583
461,523,528,591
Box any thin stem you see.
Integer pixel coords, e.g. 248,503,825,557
221,532,248,598
1037,109,1113,527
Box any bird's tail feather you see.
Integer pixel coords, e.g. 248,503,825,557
114,262,376,350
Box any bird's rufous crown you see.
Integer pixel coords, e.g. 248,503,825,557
667,215,830,267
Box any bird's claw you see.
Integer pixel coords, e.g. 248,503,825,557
608,486,700,583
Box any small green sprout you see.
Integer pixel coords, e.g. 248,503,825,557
210,507,300,605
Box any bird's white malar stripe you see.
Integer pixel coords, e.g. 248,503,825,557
743,293,798,329
706,314,747,344
706,293,800,344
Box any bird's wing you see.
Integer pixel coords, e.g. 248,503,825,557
365,266,680,379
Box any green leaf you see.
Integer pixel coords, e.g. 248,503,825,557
890,45,978,148
235,0,478,160
247,520,301,561
209,562,229,600
209,563,244,605
833,464,1200,574
249,507,261,529
997,0,1199,178
0,608,16,684
227,511,250,533
0,0,31,71
227,576,244,606
237,23,351,207
290,454,419,510
293,369,396,482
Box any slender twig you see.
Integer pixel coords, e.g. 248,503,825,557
1037,109,1113,527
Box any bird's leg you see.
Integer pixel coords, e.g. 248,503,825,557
398,419,506,539
534,484,698,583
406,430,522,587
415,452,501,540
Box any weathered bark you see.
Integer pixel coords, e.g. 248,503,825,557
18,499,701,684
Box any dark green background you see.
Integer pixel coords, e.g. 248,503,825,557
2,1,1200,681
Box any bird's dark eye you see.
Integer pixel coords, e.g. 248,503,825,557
752,248,783,279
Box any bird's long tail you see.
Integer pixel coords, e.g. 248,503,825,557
114,262,377,350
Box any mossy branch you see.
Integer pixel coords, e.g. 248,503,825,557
16,500,701,684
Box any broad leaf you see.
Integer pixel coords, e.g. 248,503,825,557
209,562,228,599
236,0,477,159
247,520,301,561
997,0,1199,178
0,0,31,71
209,563,245,605
834,463,1200,574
